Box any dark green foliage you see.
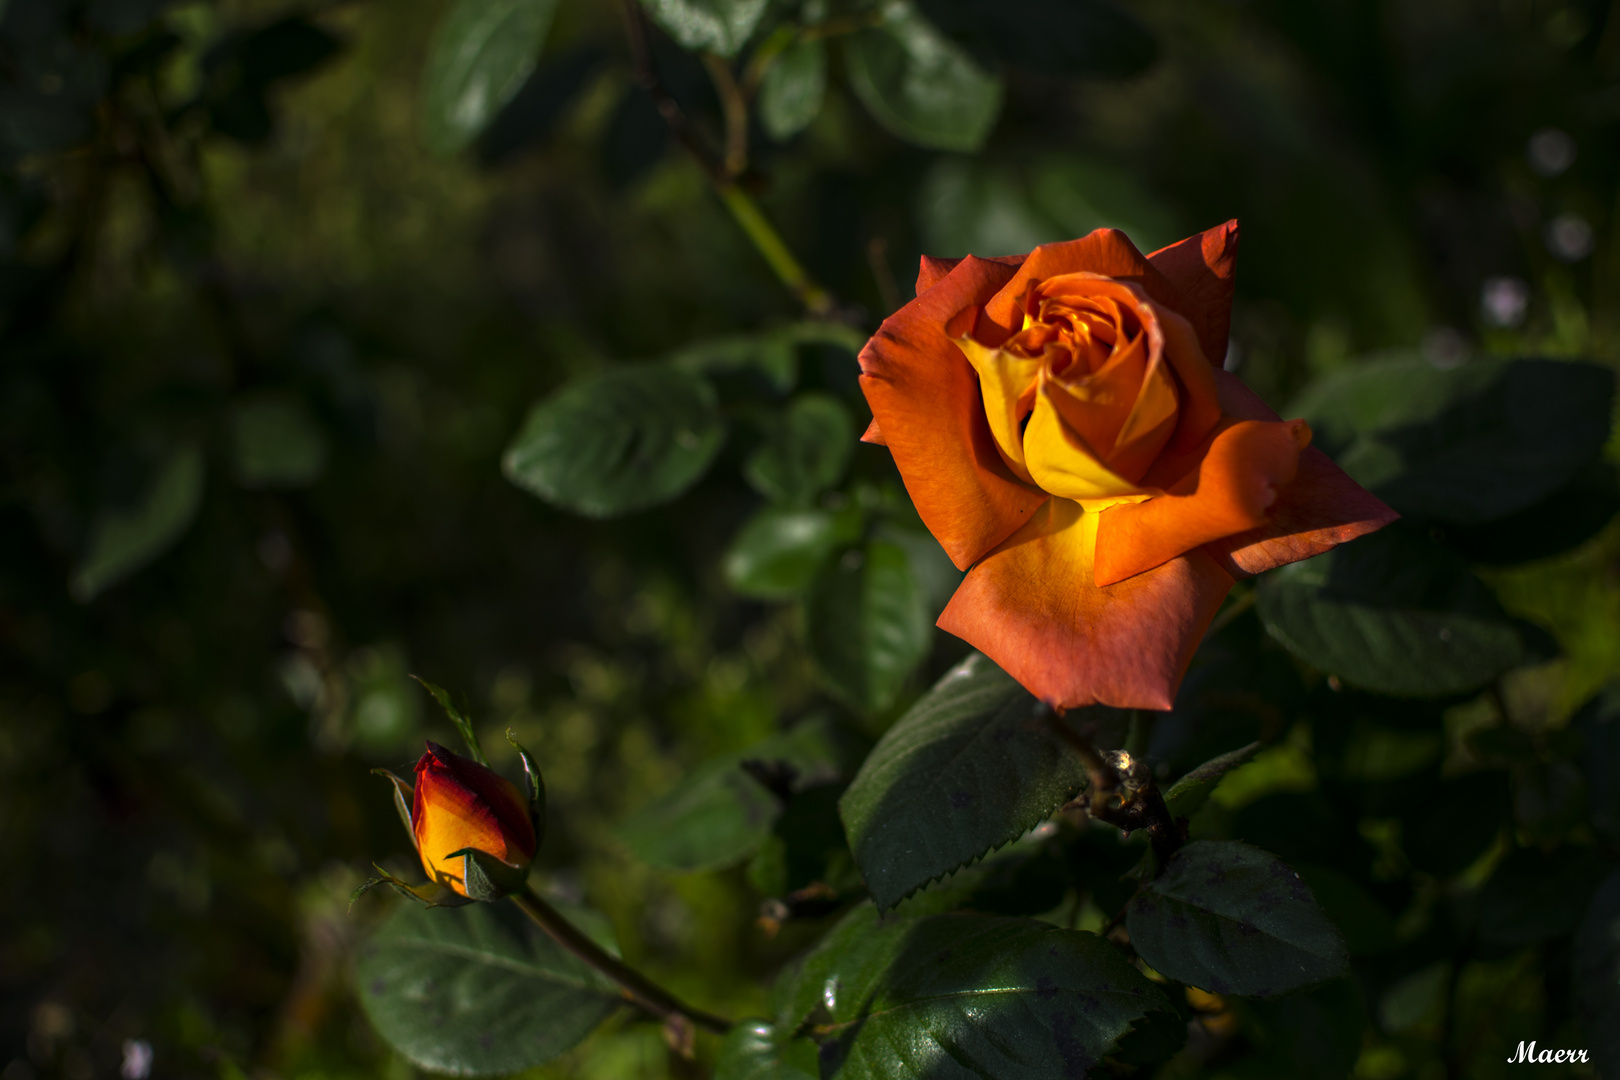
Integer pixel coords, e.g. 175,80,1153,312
7,0,1620,1075
743,392,854,506
774,904,1185,1076
1574,872,1620,1068
502,365,725,518
839,653,1093,909
1291,357,1615,524
1257,525,1546,696
421,0,559,155
616,721,841,872
1127,841,1348,997
804,539,930,713
1477,847,1612,947
840,0,1002,151
355,901,621,1074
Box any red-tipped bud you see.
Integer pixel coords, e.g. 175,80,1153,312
412,741,537,898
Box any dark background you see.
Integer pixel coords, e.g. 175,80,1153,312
3,0,1618,1077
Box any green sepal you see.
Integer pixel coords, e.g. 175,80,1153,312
349,865,473,912
506,728,548,852
412,675,488,765
371,768,418,851
445,847,529,901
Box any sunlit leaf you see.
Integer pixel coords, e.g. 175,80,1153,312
502,365,724,518
1127,840,1348,997
1163,741,1261,820
71,446,204,602
805,539,931,714
355,901,620,1075
840,652,1095,909
422,0,559,156
636,0,769,57
759,37,826,141
841,0,1002,152
714,1020,818,1080
722,505,861,599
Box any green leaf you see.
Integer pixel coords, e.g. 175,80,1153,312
722,505,862,599
759,37,826,141
412,677,488,765
778,904,1184,1074
1288,356,1615,524
805,540,931,714
1256,525,1545,697
635,0,769,57
1574,871,1620,1068
1290,864,1398,955
669,331,797,394
1126,840,1348,997
421,0,559,156
70,445,204,602
355,901,620,1075
1575,683,1620,843
616,722,841,872
840,652,1093,909
873,521,962,618
744,393,855,506
1163,741,1261,820
229,394,327,488
841,0,1003,152
1477,846,1610,946
502,365,724,519
714,1020,818,1080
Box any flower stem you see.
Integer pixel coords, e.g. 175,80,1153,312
1045,709,1185,864
717,183,834,315
509,885,732,1036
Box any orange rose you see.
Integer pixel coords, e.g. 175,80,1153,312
412,740,538,898
858,223,1397,709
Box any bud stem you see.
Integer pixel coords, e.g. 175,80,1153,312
510,885,732,1036
1044,709,1185,864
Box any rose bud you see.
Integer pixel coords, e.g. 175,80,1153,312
857,222,1398,710
411,740,539,901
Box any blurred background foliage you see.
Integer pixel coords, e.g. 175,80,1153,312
3,0,1620,1077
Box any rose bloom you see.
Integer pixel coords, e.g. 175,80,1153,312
859,223,1396,710
413,740,537,896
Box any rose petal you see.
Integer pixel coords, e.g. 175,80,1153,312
861,257,1050,569
938,498,1235,710
1198,370,1400,576
1093,419,1312,587
1147,220,1240,366
917,253,1025,296
861,416,886,445
979,229,1208,352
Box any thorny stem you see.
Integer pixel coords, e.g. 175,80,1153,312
1044,709,1185,864
621,0,837,317
510,885,732,1040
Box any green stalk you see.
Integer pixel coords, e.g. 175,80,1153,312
509,885,731,1035
718,183,834,316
